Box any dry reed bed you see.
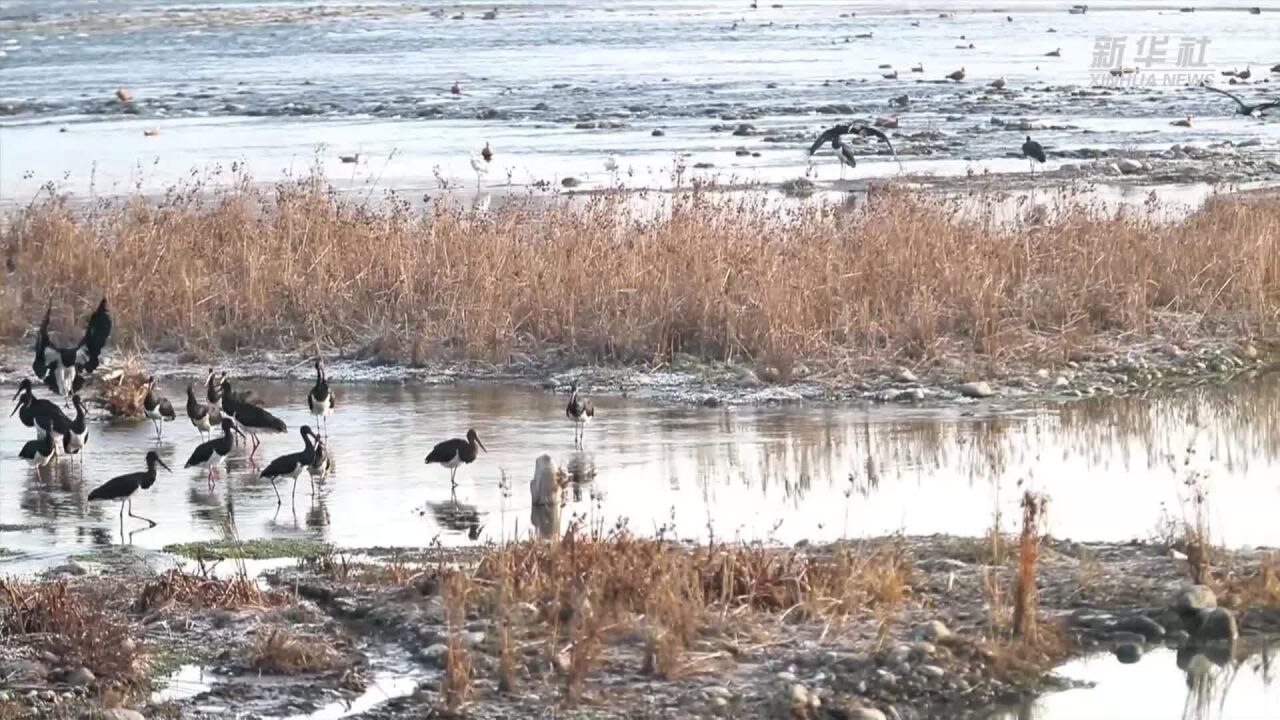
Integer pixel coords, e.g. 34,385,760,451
3,179,1279,371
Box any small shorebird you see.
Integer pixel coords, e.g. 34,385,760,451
1022,135,1047,173
882,70,898,80
450,81,462,95
89,450,170,529
1045,48,1061,57
260,426,323,504
185,418,245,482
911,63,923,73
143,376,176,441
566,381,595,448
425,428,487,486
307,358,335,436
481,142,493,163
989,77,1007,90
1171,115,1193,127
947,67,966,82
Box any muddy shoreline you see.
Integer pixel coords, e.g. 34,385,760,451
2,534,1276,719
3,326,1274,410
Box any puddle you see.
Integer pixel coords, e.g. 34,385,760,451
280,670,420,720
151,663,212,704
4,375,1280,567
988,644,1279,720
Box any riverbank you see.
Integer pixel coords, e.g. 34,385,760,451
2,175,1278,408
2,526,1276,719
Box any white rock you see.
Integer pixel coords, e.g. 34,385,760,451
915,620,954,642
957,381,994,398
918,664,946,679
895,368,919,383
1116,158,1144,173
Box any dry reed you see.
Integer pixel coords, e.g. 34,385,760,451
247,625,342,675
4,174,1279,372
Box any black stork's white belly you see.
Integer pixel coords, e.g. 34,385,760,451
308,393,333,417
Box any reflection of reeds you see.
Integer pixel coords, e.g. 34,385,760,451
1013,491,1047,641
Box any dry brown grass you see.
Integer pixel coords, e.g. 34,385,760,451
1013,492,1048,642
247,625,342,675
134,568,291,612
0,578,141,687
4,175,1279,370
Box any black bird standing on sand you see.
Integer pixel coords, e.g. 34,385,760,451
88,450,170,529
1022,135,1047,173
425,428,487,486
260,426,324,504
566,381,595,448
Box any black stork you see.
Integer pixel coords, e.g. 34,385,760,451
260,425,322,504
566,381,595,448
185,417,245,481
11,379,73,439
808,123,900,175
186,383,212,441
1022,135,1047,174
307,359,335,436
1202,84,1279,117
425,428,486,486
31,297,111,402
88,450,170,529
220,378,286,460
204,368,225,425
19,432,58,474
62,394,89,462
143,376,176,441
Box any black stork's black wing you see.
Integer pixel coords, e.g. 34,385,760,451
1202,84,1249,111
426,438,466,465
260,451,306,479
33,299,52,379
80,297,112,373
88,472,141,501
808,124,850,155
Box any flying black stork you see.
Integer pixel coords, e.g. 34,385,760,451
307,359,334,437
1202,84,1279,117
19,432,58,475
186,383,212,441
143,376,176,441
62,394,89,462
220,378,286,460
566,381,595,448
88,450,170,529
11,378,73,439
31,297,111,402
1021,135,1047,174
259,425,323,504
185,417,245,482
808,122,900,176
425,428,487,486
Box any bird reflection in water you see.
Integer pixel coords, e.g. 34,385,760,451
428,493,483,539
564,452,597,502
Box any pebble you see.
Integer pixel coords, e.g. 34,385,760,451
1114,642,1142,663
914,620,953,642
67,667,95,686
561,176,580,188
1173,585,1217,616
885,645,911,665
89,711,145,720
651,129,666,136
895,368,919,383
776,671,797,683
1116,158,1144,173
910,642,936,659
1194,607,1238,642
418,643,449,666
918,664,945,679
1109,631,1147,645
847,708,888,720
49,561,87,577
1113,615,1165,640
705,686,733,699
462,631,486,648
1054,375,1070,389
957,381,994,398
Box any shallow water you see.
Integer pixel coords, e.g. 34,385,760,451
2,1,1278,199
988,644,1279,720
3,374,1280,569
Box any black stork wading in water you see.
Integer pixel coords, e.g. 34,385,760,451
220,378,286,461
425,428,487,486
88,450,170,530
143,376,176,441
19,432,58,476
185,418,245,482
62,394,89,462
566,381,595,448
808,122,901,178
1021,135,1047,174
307,359,335,437
260,426,323,504
11,378,73,440
187,383,212,441
32,297,112,403
1202,84,1280,117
